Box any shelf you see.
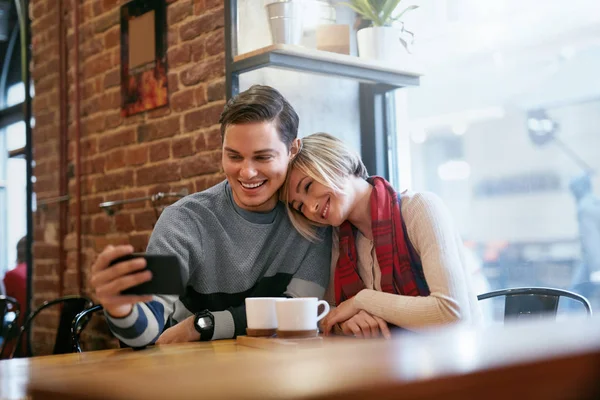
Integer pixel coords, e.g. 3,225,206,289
232,44,422,89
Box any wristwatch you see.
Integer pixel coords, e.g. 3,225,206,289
193,310,215,341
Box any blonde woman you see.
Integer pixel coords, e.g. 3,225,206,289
282,133,481,338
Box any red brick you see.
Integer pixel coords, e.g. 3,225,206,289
83,52,112,80
33,277,59,295
207,79,224,102
98,90,121,111
168,73,179,93
189,36,205,61
104,26,120,49
184,101,224,132
115,213,134,232
95,8,119,33
195,173,225,191
205,30,224,56
92,215,111,234
123,189,149,210
34,243,59,259
195,0,222,14
195,85,208,107
150,141,171,162
129,233,150,252
136,116,181,142
106,111,123,129
98,128,135,152
105,149,126,171
104,68,120,89
168,0,193,25
133,210,157,231
148,107,171,119
173,136,194,158
181,151,221,178
180,54,224,86
179,8,224,41
168,43,191,69
136,162,180,186
82,38,105,61
126,146,149,166
94,170,134,192
171,89,196,113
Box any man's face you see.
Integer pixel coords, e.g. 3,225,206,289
222,121,291,212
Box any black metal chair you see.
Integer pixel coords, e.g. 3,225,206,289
477,287,592,321
71,304,103,353
10,295,93,358
0,296,20,358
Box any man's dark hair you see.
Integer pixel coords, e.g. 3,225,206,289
219,85,299,148
16,236,26,264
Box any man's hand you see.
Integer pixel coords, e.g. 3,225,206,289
155,315,200,345
339,311,391,339
89,245,153,318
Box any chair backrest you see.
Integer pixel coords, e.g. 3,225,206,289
0,296,20,358
71,304,103,353
11,295,93,358
477,287,592,321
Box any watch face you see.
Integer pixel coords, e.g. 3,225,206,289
197,316,212,329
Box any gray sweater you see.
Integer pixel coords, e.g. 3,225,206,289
106,181,331,347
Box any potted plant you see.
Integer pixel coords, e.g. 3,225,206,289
343,0,418,63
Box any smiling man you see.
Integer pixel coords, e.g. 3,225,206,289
89,85,331,346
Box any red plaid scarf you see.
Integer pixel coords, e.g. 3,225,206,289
334,176,430,305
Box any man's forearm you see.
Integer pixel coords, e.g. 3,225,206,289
105,300,166,347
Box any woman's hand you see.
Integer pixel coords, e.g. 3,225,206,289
321,298,360,335
339,311,391,339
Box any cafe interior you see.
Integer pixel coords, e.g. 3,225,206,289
1,0,600,398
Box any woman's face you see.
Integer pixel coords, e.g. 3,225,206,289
286,167,352,227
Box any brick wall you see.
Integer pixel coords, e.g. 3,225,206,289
29,0,225,353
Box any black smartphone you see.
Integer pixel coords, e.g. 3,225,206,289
109,253,185,296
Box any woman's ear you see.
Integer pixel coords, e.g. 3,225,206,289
289,138,301,160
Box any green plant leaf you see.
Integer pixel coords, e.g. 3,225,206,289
355,0,383,24
392,5,419,22
380,0,404,25
341,1,376,23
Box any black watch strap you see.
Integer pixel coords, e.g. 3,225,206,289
194,310,215,341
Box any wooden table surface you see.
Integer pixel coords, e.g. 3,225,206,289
2,317,600,400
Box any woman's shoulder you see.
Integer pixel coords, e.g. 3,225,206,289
399,190,451,223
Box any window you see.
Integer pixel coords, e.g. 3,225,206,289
393,0,600,317
1,84,27,275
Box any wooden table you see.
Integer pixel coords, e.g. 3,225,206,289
2,317,600,400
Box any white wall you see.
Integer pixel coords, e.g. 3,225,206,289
237,1,361,152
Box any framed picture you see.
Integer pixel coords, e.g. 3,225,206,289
120,0,168,116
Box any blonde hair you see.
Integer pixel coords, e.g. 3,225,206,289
281,133,368,241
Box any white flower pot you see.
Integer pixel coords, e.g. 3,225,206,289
356,26,411,65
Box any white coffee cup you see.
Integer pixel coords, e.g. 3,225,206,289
245,297,279,330
275,297,330,331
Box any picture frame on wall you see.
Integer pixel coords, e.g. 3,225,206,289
120,0,168,117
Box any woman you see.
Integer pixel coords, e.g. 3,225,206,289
282,133,481,338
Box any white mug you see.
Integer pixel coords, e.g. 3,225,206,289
245,297,279,330
275,297,330,331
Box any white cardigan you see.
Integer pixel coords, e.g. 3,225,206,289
324,191,482,330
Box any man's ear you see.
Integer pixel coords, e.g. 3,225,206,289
289,138,301,159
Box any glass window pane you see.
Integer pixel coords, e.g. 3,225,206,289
393,0,600,315
5,157,27,271
6,121,25,151
6,82,24,107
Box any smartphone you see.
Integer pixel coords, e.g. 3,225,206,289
109,253,185,296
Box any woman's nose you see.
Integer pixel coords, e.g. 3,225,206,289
309,200,319,213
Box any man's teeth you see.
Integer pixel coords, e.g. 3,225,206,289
241,181,265,189
321,201,329,218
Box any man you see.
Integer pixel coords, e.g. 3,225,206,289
569,173,600,297
89,85,331,347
